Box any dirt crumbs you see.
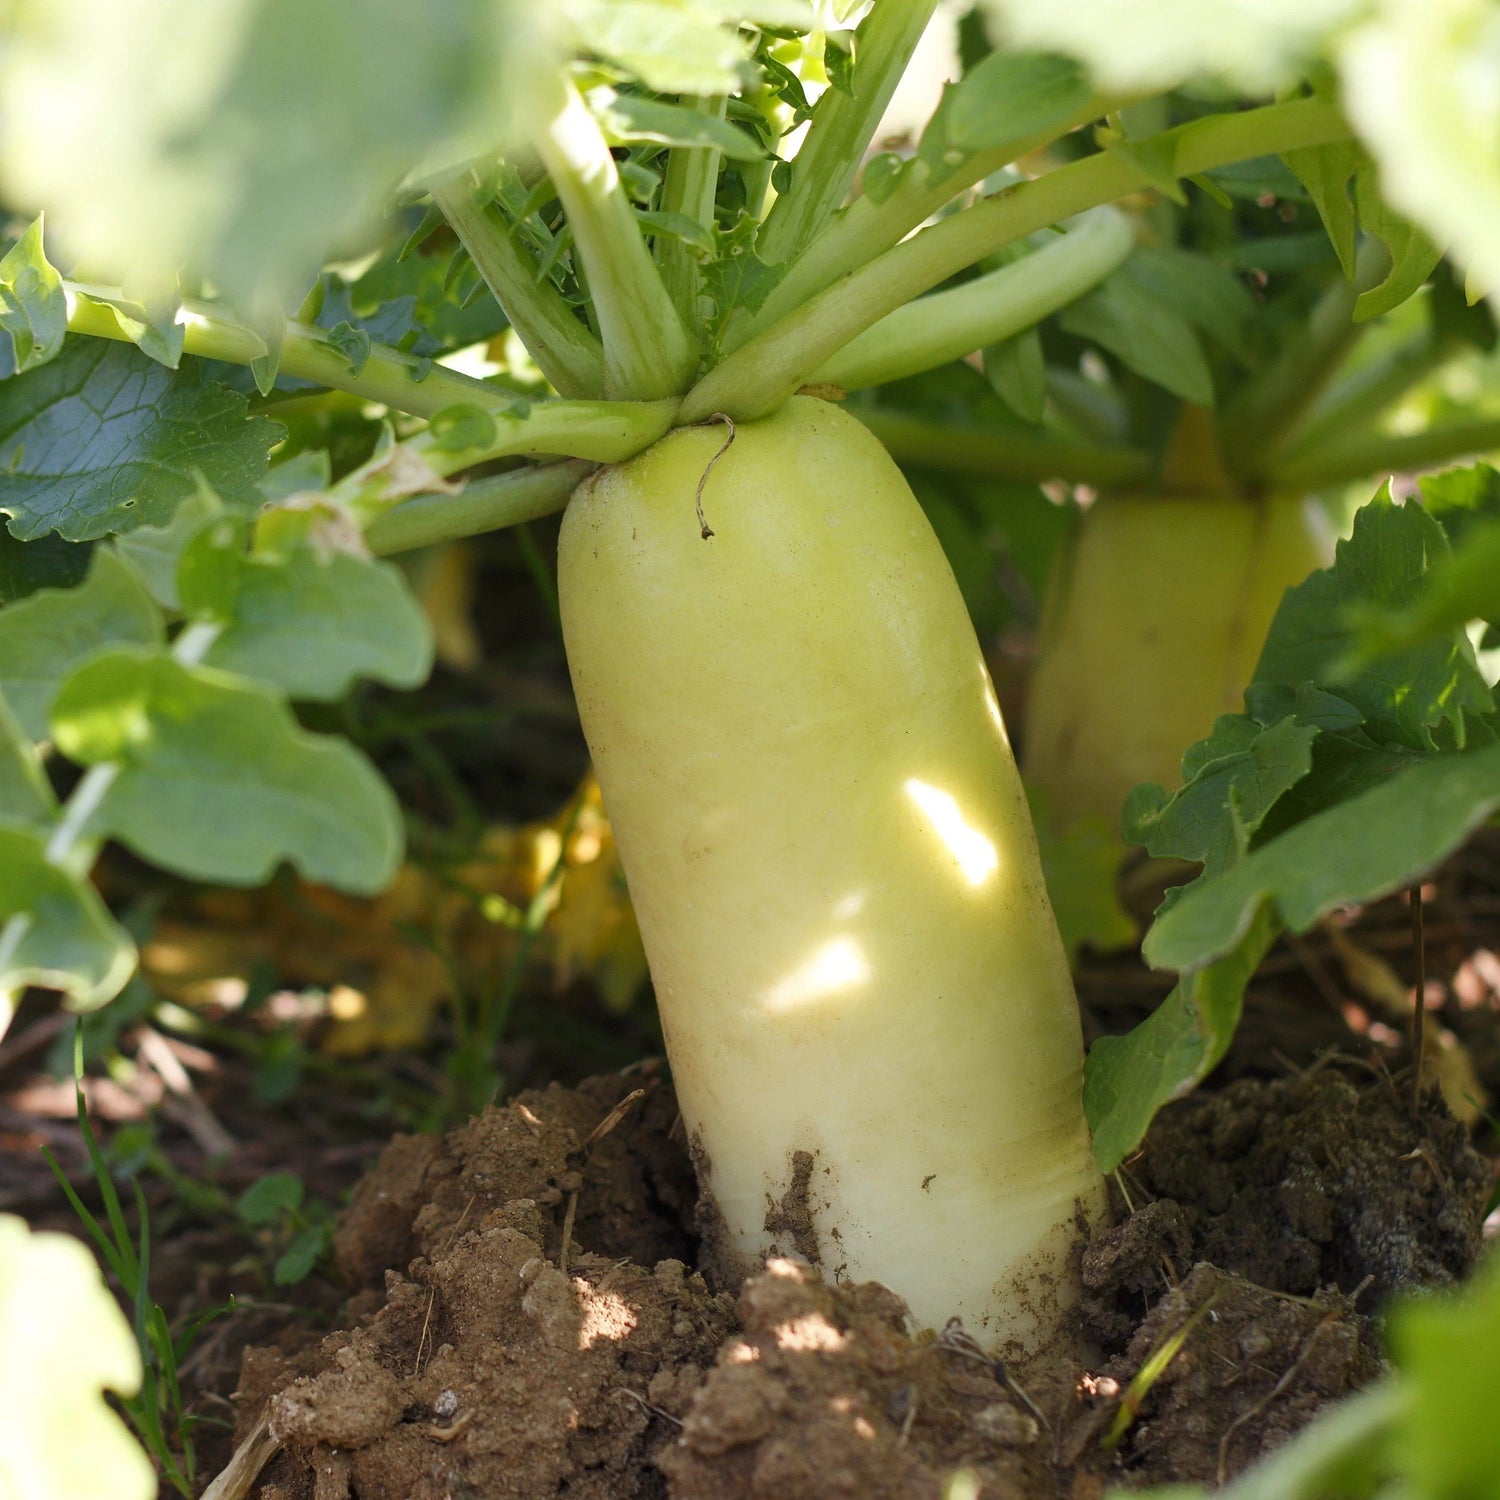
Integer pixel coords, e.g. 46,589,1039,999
229,1062,1490,1499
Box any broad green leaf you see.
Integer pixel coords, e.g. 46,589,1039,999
1250,492,1493,748
1352,164,1445,322
178,517,434,699
561,1,761,93
1143,744,1500,974
274,1225,329,1285
1388,1253,1500,1500
1353,519,1500,659
0,531,90,605
637,210,717,257
1120,248,1256,364
922,50,1092,173
1338,0,1500,314
1418,460,1500,524
977,0,1364,93
0,339,284,541
1028,790,1137,964
1123,715,1319,879
0,1215,154,1500
1283,141,1362,278
51,649,402,892
0,693,56,828
1060,274,1215,405
0,217,66,376
0,548,162,741
0,0,550,310
0,825,138,1011
983,325,1046,425
236,1171,304,1225
1084,908,1277,1173
594,93,764,160
258,450,333,504
112,488,224,610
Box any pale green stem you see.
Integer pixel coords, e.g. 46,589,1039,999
65,285,506,420
657,95,728,326
854,407,1152,488
0,620,224,1037
755,0,941,268
365,459,594,556
1270,417,1500,490
430,176,606,399
1218,236,1392,479
683,99,1352,424
815,205,1133,391
1286,327,1460,459
729,95,1117,350
332,398,678,523
535,81,699,400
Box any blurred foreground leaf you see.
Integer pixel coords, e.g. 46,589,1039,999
0,1215,154,1500
52,649,402,891
0,824,137,1009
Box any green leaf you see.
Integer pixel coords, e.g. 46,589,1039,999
70,289,185,370
427,403,498,453
594,92,764,160
1085,908,1277,1173
1337,0,1500,314
1028,790,1137,964
1143,744,1500,975
1353,520,1500,659
1352,164,1444,322
0,217,67,377
637,210,717,257
236,1171,304,1226
1283,141,1361,278
1120,248,1256,364
0,693,56,829
258,450,333,504
1094,130,1186,205
0,1215,155,1500
562,0,762,93
1417,460,1500,526
923,50,1092,172
178,518,434,699
0,548,163,741
273,1225,329,1286
112,488,224,610
0,825,138,1012
861,153,907,207
51,650,402,893
701,228,782,332
983,325,1046,425
0,339,285,542
1060,274,1215,405
1123,715,1319,880
1250,491,1493,749
1388,1254,1500,1500
977,0,1365,93
314,319,371,380
0,0,549,310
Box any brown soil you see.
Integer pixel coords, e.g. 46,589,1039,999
228,1057,1486,1499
